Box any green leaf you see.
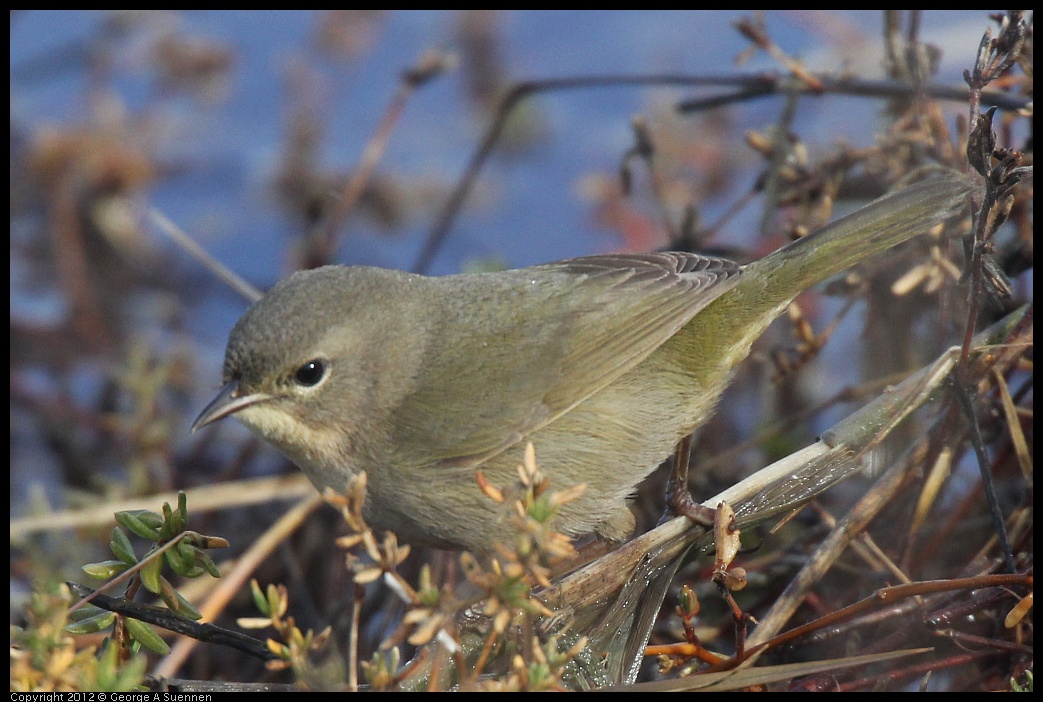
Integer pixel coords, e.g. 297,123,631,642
64,610,117,634
251,579,270,616
172,590,202,621
158,576,180,613
123,616,171,655
139,552,163,594
163,542,187,574
82,560,131,580
160,502,175,540
115,511,162,541
110,527,138,565
123,509,164,528
175,491,189,532
196,548,221,578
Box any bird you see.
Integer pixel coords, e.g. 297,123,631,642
193,171,973,555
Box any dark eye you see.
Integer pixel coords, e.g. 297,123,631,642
293,359,328,387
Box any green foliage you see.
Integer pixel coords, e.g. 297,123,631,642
11,584,147,692
73,493,225,660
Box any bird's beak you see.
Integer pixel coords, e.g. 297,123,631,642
192,380,273,431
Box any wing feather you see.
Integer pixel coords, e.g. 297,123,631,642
389,252,742,470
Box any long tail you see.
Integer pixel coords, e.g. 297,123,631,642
673,171,977,386
749,171,976,303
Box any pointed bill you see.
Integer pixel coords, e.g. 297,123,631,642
192,381,273,431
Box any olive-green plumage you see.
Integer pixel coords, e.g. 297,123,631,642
195,172,974,553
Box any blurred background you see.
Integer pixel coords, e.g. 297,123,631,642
10,10,1032,690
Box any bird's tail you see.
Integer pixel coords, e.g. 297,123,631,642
671,170,977,387
749,170,976,303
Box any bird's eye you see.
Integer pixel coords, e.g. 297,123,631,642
293,359,328,387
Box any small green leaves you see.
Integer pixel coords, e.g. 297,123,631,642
361,648,402,690
69,492,226,670
95,639,148,692
115,510,163,541
163,538,200,578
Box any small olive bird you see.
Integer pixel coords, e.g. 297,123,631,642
195,172,972,555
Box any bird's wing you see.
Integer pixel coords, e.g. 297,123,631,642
388,252,742,472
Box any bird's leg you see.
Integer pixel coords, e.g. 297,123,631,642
662,433,717,526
